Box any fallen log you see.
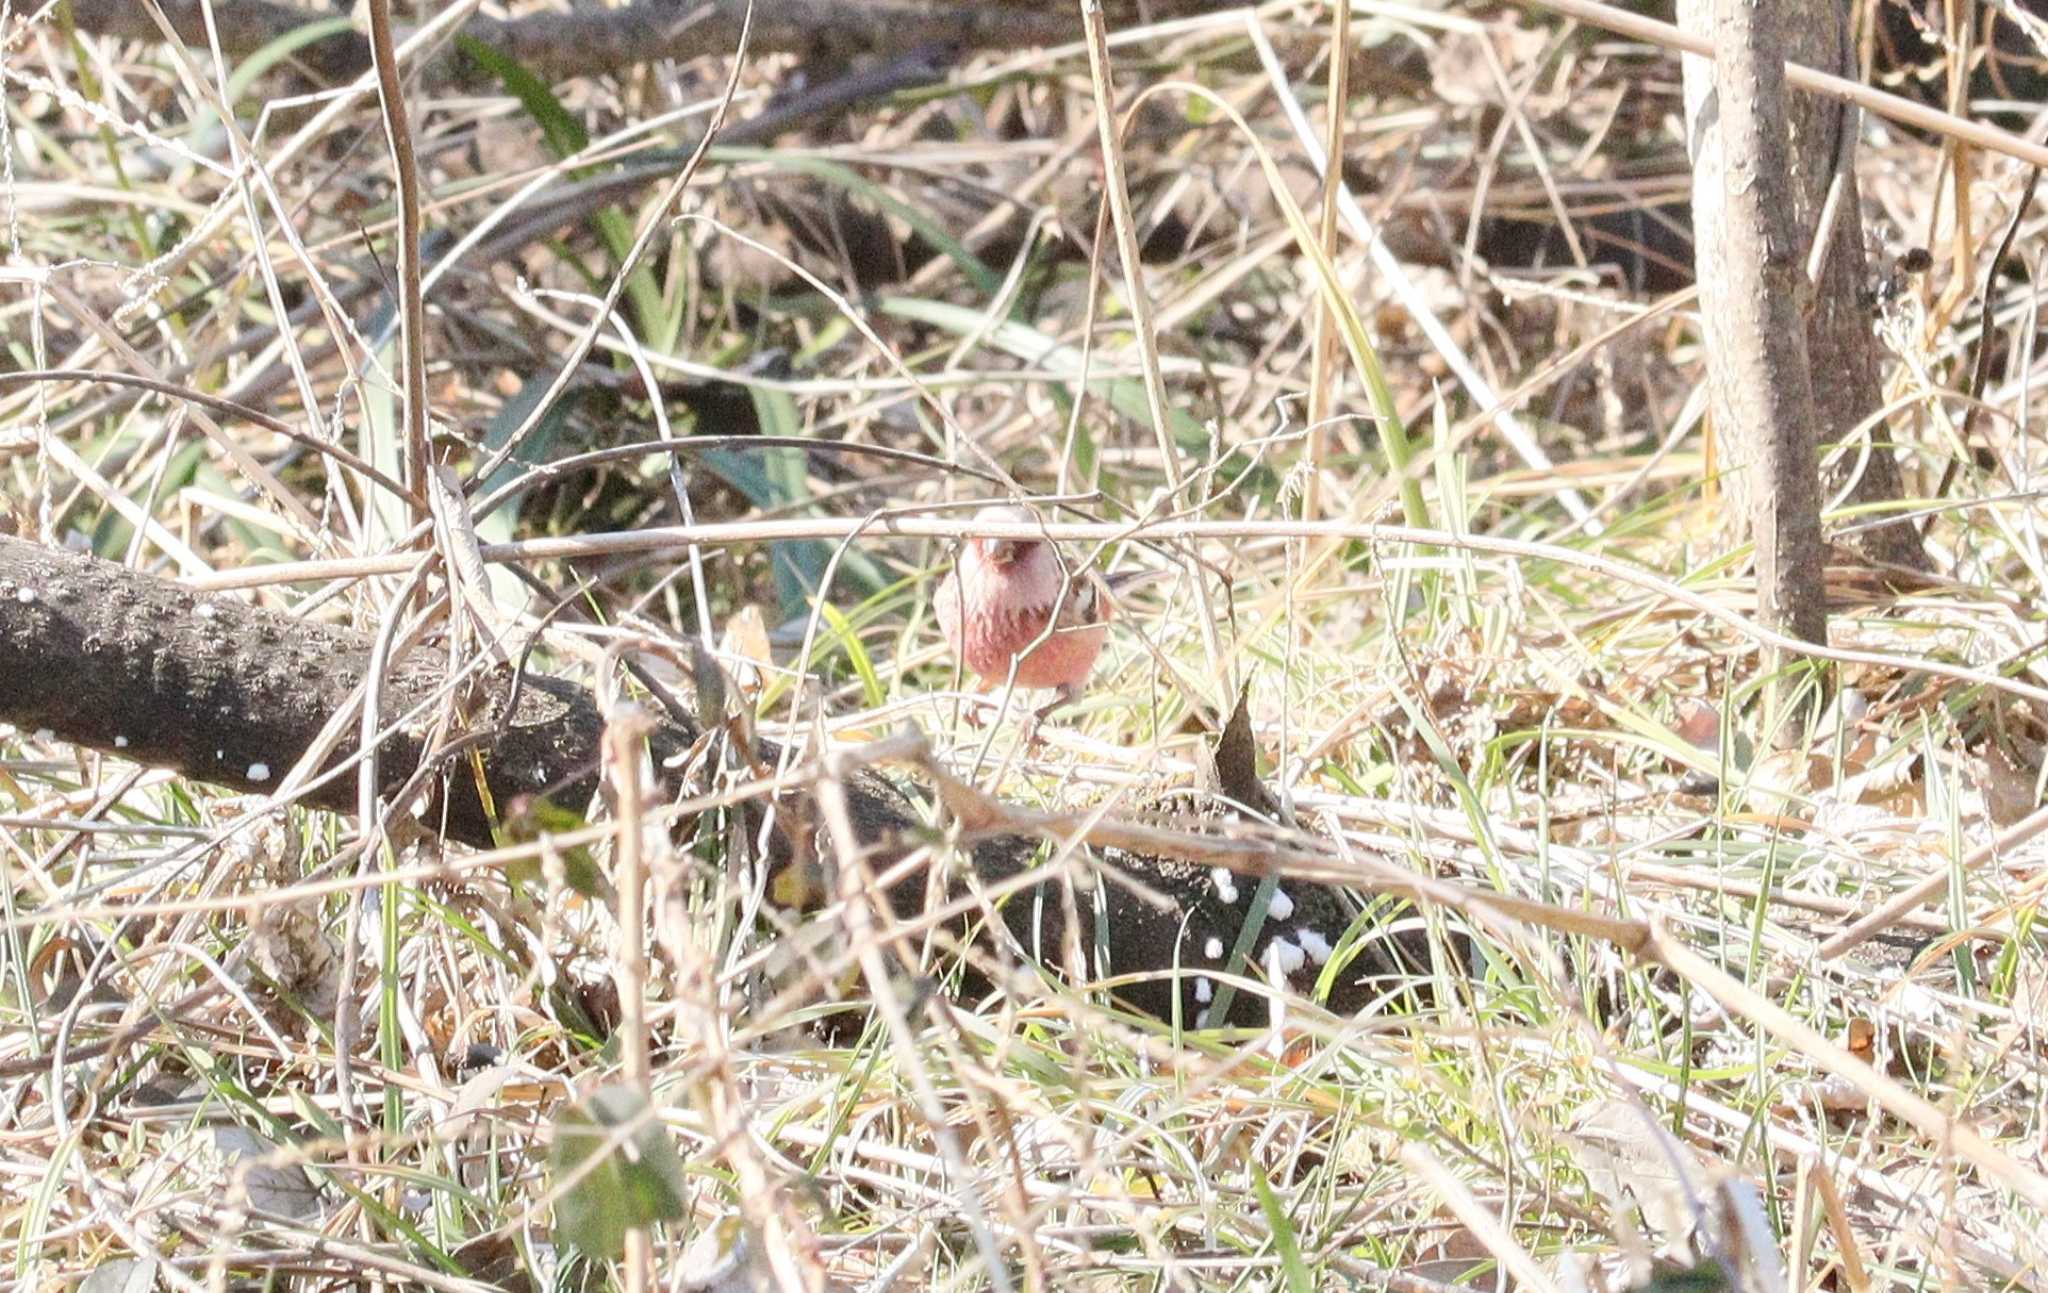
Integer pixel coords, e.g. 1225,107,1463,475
0,534,1423,1027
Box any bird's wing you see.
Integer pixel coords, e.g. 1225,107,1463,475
1055,569,1112,629
1103,568,1171,597
1069,565,1171,625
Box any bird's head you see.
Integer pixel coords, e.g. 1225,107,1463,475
966,505,1041,570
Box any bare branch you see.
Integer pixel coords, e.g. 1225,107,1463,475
0,535,1421,1026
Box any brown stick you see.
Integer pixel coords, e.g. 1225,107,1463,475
1817,801,2048,960
364,0,435,523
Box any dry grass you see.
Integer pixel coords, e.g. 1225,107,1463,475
2,0,2046,1289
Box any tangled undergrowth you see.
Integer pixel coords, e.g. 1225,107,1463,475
1,0,2044,1288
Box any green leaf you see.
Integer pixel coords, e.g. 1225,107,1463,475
459,35,668,336
817,600,884,708
455,36,587,161
700,391,887,618
477,373,578,507
493,792,611,902
475,373,580,607
183,16,356,148
1252,1172,1313,1293
92,437,203,560
361,336,409,549
1635,1261,1730,1292
758,396,829,619
711,149,1001,294
549,1086,687,1261
194,459,290,559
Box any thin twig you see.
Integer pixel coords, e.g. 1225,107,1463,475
1079,0,1232,704
1302,0,1351,522
603,703,654,1293
1518,0,2048,169
364,0,433,518
1817,800,2048,960
1924,164,2042,529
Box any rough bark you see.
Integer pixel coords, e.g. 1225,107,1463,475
1683,0,1830,644
0,535,1419,1026
1680,0,1928,580
0,535,629,838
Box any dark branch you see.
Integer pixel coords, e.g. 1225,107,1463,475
0,535,1418,1026
0,534,628,842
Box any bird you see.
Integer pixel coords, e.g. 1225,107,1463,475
931,505,1123,724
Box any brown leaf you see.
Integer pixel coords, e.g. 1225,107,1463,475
1208,684,1274,815
1975,739,2042,828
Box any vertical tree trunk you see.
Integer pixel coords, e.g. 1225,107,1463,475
1793,11,1931,574
1681,0,1929,589
1683,0,1830,644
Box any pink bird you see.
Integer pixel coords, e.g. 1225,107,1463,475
932,506,1117,722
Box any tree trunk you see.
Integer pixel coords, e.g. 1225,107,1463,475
1680,0,1929,590
1684,0,1830,644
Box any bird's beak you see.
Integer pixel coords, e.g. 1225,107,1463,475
980,538,1022,567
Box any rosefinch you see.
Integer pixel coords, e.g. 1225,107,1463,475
932,506,1123,722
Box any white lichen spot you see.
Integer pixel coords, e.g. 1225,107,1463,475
1295,929,1334,965
1204,936,1224,960
1266,938,1306,976
114,735,130,749
1209,867,1239,904
216,749,226,760
1268,887,1294,921
1194,977,1213,1005
247,762,271,782
14,586,37,604
195,602,219,620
